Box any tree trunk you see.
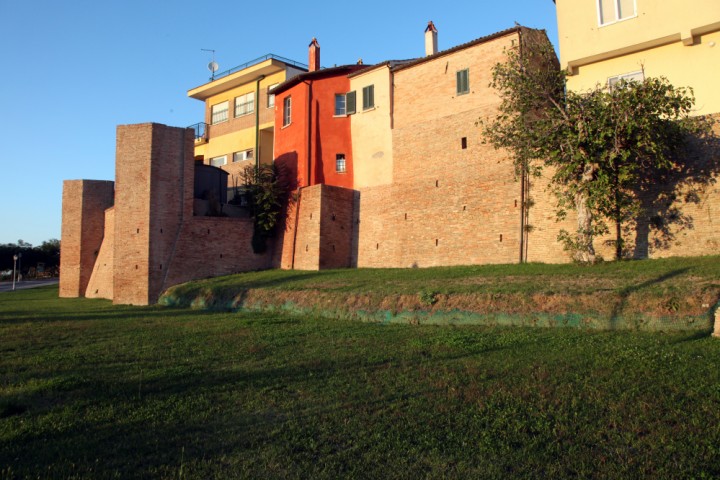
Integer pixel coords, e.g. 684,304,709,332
574,163,596,263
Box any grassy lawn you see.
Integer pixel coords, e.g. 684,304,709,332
1,285,719,478
161,256,720,330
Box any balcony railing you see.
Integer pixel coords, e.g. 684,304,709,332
188,122,207,142
212,54,308,81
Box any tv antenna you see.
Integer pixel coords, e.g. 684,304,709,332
202,48,218,80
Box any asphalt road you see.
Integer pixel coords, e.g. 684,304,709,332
0,279,59,293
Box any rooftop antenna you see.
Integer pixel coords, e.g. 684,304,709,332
202,48,218,80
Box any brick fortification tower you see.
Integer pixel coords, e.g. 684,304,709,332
59,180,115,298
112,123,194,305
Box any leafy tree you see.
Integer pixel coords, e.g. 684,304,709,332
480,40,714,261
238,164,288,254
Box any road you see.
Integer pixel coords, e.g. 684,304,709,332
0,279,59,293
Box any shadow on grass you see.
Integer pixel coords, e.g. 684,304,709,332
609,268,690,329
0,338,519,477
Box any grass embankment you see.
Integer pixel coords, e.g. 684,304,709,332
1,286,719,478
161,256,720,331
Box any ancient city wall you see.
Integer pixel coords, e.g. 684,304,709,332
59,180,114,298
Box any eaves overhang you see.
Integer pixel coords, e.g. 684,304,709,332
188,58,296,101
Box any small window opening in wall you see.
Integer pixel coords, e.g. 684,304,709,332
515,200,518,207
435,239,439,246
160,264,162,270
207,229,210,234
310,213,313,219
376,243,379,250
331,213,336,221
461,137,467,149
160,228,163,234
435,180,439,187
332,245,336,252
135,265,138,270
220,254,223,258
463,205,467,211
306,245,309,252
404,213,407,220
136,228,140,234
500,234,503,242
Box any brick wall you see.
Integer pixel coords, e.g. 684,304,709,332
85,207,115,299
290,185,323,270
59,180,114,297
318,185,355,269
162,217,272,288
355,31,526,268
111,122,268,304
279,184,355,270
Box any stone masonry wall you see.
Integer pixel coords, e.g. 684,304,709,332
59,180,114,297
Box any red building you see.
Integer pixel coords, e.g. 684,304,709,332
272,39,364,190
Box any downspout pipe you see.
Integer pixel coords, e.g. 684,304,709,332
254,75,266,180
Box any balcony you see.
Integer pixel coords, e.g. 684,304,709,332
188,122,208,144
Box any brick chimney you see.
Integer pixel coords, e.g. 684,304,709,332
425,21,438,56
309,38,320,72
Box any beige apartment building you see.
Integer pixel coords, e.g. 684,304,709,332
555,0,720,115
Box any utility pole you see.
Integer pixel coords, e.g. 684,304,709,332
12,254,17,291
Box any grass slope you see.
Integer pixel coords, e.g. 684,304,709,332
1,286,720,478
161,256,720,331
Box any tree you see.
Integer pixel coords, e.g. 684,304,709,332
237,163,288,254
480,39,713,261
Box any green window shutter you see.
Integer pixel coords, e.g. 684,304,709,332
457,69,469,95
346,91,356,114
362,85,375,110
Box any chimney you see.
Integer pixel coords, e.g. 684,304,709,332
309,38,320,72
425,21,438,56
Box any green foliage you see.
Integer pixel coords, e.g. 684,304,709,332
418,290,438,306
0,238,60,273
239,164,288,253
480,40,716,262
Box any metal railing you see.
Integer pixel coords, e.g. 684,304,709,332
188,122,207,141
212,54,307,81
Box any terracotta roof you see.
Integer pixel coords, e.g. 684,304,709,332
391,26,527,73
270,65,367,95
347,59,418,78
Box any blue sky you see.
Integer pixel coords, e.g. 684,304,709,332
0,0,558,247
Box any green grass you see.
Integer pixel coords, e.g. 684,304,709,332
161,256,720,331
165,254,720,296
1,286,720,478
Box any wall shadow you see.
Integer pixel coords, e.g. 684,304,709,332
632,118,720,258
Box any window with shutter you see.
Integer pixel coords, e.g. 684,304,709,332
456,69,469,95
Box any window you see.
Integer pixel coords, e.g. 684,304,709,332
234,92,254,117
209,155,227,167
362,85,375,110
598,0,636,26
283,96,292,126
346,91,356,114
456,69,469,95
211,101,228,124
267,83,278,108
336,154,346,173
608,70,644,89
233,150,253,163
335,94,346,116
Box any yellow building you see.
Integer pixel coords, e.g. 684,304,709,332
187,55,307,186
555,0,720,114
